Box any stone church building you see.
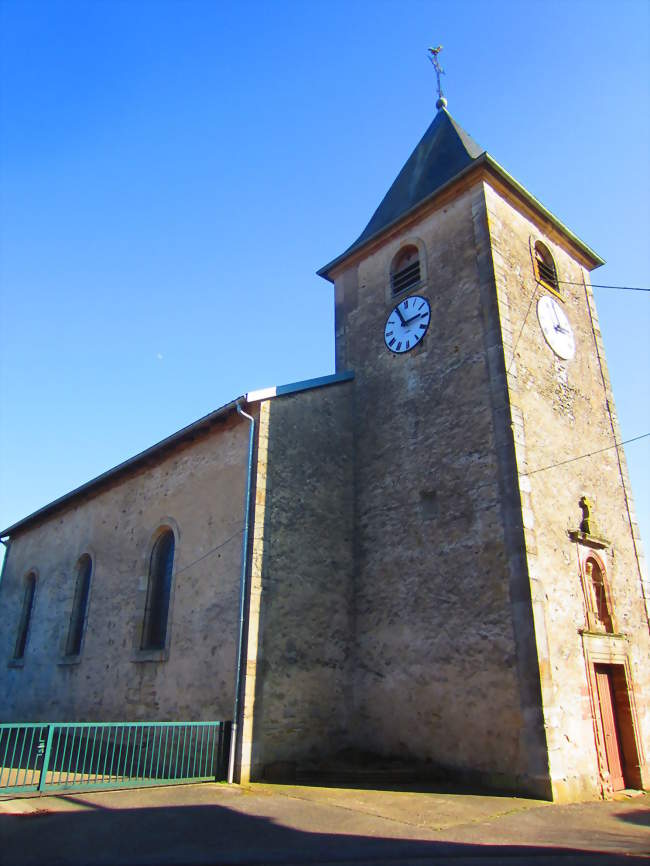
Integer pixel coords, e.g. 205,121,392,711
1,102,648,802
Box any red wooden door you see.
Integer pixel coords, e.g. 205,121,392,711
595,665,625,791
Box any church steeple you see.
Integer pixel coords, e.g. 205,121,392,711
318,109,485,278
319,102,603,281
350,109,484,251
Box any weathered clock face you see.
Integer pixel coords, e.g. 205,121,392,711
537,296,575,360
384,295,431,354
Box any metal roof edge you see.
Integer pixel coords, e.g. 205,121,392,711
1,371,357,538
316,157,487,281
1,397,244,539
482,154,605,268
247,369,354,402
317,153,604,280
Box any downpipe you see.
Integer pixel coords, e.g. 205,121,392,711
0,538,10,589
227,402,255,783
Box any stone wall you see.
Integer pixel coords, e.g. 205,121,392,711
239,381,355,782
0,412,250,724
331,183,550,796
484,181,650,800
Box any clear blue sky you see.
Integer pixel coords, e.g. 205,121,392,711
1,0,649,564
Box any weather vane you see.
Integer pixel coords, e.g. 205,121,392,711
427,45,447,110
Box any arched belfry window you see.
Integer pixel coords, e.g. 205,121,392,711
534,241,560,295
14,572,36,660
141,529,175,651
390,245,421,296
585,557,614,633
65,554,92,657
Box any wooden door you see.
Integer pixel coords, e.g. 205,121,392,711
595,665,626,791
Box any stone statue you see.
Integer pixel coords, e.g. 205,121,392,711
579,496,592,534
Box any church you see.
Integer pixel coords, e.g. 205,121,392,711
1,92,648,803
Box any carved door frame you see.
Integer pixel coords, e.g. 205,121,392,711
582,639,646,795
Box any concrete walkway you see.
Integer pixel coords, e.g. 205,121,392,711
0,781,648,865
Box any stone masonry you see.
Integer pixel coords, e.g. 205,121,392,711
238,382,355,783
327,182,550,797
484,182,650,800
0,412,250,724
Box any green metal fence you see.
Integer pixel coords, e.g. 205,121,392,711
0,721,231,794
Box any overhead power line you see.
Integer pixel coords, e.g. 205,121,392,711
173,526,243,578
558,280,650,293
522,433,650,477
507,282,539,375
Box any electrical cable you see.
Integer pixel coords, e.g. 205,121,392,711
355,434,649,521
521,433,649,477
507,282,539,375
558,280,649,293
173,525,243,578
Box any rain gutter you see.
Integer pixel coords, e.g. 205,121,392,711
228,401,256,783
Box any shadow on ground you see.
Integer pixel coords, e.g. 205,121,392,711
616,808,650,827
1,795,648,866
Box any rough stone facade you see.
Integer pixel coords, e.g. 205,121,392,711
315,172,648,799
329,183,550,797
0,412,250,724
238,383,355,782
484,182,650,800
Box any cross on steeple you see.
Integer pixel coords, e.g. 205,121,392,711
427,45,447,110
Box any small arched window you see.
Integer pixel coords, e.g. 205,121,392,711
141,529,175,651
390,245,421,296
534,241,560,295
65,554,92,657
14,572,36,660
585,557,614,633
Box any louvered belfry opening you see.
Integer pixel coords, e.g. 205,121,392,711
534,241,559,293
391,245,421,296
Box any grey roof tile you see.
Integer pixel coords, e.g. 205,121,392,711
347,108,484,254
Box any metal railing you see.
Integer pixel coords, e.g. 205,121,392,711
0,720,231,794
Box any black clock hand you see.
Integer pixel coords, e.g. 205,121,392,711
405,311,427,324
394,306,408,326
552,304,563,330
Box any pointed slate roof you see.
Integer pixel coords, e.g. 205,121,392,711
318,106,604,279
318,109,484,277
354,108,484,249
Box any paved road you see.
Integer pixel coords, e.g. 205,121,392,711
0,782,648,865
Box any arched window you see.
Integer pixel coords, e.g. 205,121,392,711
585,557,614,633
14,572,36,660
534,241,559,295
390,245,421,296
141,529,175,650
65,554,92,657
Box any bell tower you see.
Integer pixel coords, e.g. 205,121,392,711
318,92,649,799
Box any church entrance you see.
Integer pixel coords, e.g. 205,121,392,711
594,664,641,792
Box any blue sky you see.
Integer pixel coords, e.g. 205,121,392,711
1,0,649,563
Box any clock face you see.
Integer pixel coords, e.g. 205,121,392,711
384,295,431,354
537,296,575,360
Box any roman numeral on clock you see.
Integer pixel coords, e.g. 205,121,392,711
384,295,430,354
